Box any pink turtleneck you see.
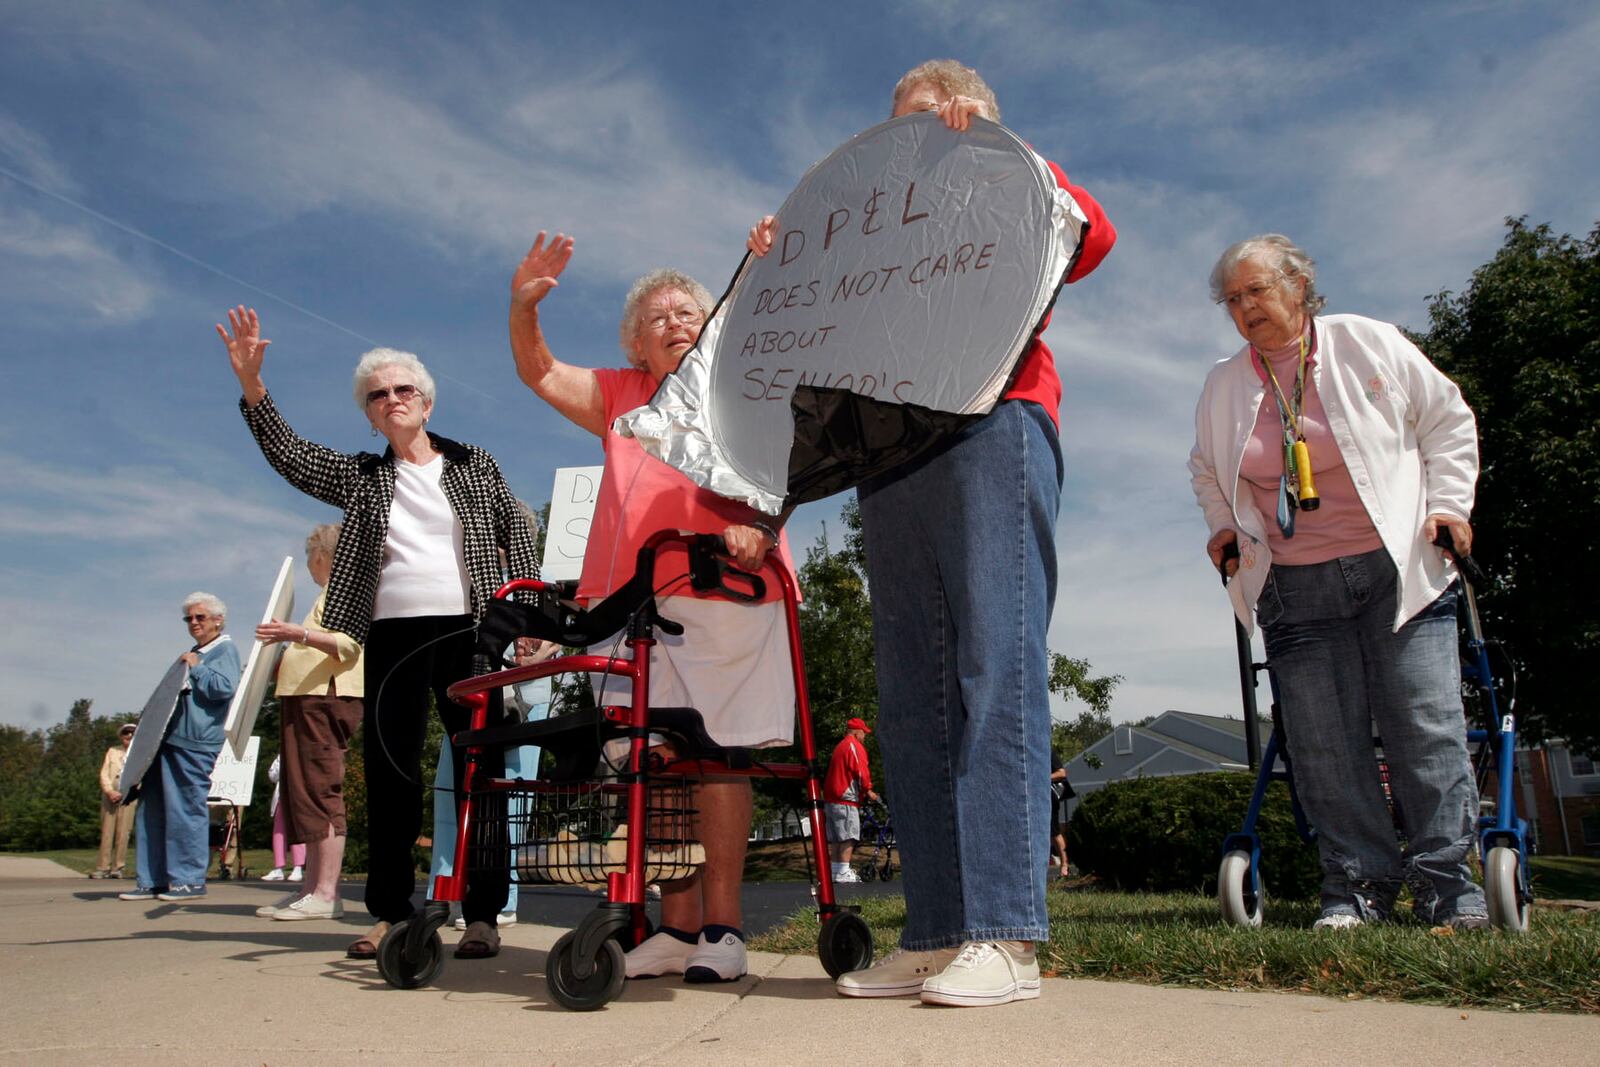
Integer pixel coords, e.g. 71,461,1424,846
1238,323,1383,565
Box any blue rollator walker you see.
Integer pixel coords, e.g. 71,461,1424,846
1215,534,1532,932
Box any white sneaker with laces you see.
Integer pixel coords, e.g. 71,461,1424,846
287,867,304,882
1312,913,1363,930
624,930,697,979
836,946,960,998
919,941,1040,1007
273,894,344,921
256,892,305,918
261,868,286,882
835,867,861,884
684,931,747,983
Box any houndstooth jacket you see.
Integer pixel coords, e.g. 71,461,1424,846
241,392,538,643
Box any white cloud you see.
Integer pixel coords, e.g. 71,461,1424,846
0,204,160,320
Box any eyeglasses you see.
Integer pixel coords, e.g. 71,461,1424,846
365,383,420,406
643,308,705,332
182,613,211,623
1218,276,1285,308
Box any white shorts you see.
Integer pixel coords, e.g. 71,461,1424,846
588,597,795,749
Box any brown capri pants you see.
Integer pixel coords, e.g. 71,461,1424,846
279,692,364,843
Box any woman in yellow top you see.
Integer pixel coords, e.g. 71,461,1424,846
254,523,366,921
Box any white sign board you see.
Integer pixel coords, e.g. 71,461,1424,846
208,734,260,806
541,466,604,581
618,111,1085,513
224,556,294,758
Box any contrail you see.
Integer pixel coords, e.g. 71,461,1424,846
0,161,502,405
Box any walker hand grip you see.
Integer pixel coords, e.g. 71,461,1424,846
1218,540,1240,586
1432,527,1489,589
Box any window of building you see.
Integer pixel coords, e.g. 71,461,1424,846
1582,813,1600,848
1570,751,1597,777
1114,726,1133,756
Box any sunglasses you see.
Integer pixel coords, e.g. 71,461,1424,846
365,383,420,406
182,613,211,623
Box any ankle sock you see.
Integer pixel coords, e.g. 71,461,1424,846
701,923,744,944
658,925,698,945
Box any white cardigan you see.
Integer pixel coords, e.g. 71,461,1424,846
1189,313,1478,634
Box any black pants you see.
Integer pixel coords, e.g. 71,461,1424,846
363,614,507,925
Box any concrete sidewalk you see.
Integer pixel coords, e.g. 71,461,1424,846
1,874,1595,1066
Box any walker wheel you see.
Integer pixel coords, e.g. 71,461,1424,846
879,861,895,883
376,919,445,989
818,911,873,978
1485,845,1531,933
1218,850,1265,927
547,930,625,1011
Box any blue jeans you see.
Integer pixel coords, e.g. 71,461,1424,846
134,744,217,890
1259,548,1486,921
858,400,1061,949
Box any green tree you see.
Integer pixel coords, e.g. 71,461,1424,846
0,725,45,847
8,700,129,850
1417,217,1600,753
1048,653,1122,764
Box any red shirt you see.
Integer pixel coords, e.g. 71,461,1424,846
824,733,874,805
1002,159,1117,431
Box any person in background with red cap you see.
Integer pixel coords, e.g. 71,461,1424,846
824,717,881,884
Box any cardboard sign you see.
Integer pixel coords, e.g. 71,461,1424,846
208,734,260,806
224,556,294,759
119,657,190,798
541,466,604,581
619,111,1085,513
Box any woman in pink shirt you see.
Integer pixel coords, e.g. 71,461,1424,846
1189,234,1486,931
507,236,794,983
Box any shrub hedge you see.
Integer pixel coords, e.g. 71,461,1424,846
1066,771,1321,899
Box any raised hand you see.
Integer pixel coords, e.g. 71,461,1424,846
511,231,574,312
748,215,778,258
216,306,271,404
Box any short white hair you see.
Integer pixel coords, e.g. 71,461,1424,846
352,348,437,410
618,270,713,368
181,591,226,623
1209,234,1327,315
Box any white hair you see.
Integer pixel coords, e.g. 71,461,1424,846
1209,234,1327,315
351,348,437,410
181,591,226,623
617,270,713,367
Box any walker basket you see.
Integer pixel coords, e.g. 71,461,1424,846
465,779,703,886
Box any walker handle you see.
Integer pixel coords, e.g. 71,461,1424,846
1432,527,1489,589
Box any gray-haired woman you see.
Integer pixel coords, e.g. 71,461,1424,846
1188,235,1487,930
219,306,537,960
251,522,365,922
119,592,240,902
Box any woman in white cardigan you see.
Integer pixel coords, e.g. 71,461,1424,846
1188,234,1488,930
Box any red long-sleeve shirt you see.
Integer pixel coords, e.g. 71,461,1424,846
824,734,874,805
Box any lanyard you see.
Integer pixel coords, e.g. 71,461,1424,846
1256,326,1320,535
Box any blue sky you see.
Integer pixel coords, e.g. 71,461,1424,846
2,0,1597,730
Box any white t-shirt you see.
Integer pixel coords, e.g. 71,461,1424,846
372,455,471,619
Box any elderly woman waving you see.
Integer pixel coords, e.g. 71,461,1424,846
507,237,795,983
219,307,537,961
1188,234,1488,930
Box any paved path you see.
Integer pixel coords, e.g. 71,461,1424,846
1,874,1596,1066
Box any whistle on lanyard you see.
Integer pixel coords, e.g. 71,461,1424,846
1291,439,1320,511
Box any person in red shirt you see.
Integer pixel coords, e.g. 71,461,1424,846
750,58,1116,1008
824,717,882,883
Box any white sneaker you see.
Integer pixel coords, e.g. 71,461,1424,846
287,867,304,882
684,931,747,983
836,946,960,998
919,941,1041,1007
1312,913,1363,930
261,868,286,882
256,892,305,918
624,930,697,978
835,868,861,884
273,894,344,921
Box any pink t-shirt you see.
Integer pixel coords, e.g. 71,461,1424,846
577,367,795,602
1239,330,1383,566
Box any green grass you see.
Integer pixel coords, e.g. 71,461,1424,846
21,847,289,880
1530,855,1600,900
751,888,1600,1014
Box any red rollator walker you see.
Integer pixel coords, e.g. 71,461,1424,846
373,529,875,1008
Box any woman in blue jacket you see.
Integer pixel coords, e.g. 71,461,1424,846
120,592,240,902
